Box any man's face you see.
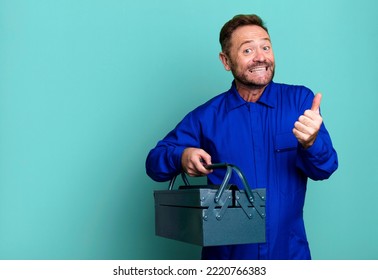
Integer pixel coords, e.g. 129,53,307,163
220,25,275,88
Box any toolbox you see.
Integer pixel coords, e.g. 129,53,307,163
154,163,266,246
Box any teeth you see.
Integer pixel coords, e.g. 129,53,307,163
249,67,266,72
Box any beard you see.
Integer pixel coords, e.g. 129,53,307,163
230,62,275,89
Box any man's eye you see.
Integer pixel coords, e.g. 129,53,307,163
263,46,271,51
244,48,253,54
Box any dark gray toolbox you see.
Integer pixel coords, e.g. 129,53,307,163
154,163,266,246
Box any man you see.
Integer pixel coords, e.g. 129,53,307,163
146,14,338,259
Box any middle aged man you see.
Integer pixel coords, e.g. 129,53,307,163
146,14,338,259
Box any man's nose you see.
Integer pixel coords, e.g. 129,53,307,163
253,48,266,62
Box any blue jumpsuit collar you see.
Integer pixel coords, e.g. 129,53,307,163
227,81,276,112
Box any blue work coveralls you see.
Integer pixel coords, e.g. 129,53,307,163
146,81,338,259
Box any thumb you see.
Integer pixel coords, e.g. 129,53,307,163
311,93,322,113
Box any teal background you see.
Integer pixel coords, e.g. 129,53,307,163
0,0,377,259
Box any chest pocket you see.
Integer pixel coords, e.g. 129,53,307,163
275,132,298,153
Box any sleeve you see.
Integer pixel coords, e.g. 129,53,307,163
145,111,202,182
295,94,339,180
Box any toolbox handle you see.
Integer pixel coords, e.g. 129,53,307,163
205,163,255,204
168,173,190,190
168,163,254,204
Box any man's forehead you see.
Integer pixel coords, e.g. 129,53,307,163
232,25,270,41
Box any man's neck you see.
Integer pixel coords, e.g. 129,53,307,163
235,81,268,103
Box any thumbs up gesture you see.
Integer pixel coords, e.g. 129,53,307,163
293,93,323,149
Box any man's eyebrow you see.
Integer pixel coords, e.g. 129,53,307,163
239,38,271,48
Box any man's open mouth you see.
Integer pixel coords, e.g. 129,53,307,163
249,66,269,73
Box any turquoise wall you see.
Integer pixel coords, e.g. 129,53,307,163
1,0,377,259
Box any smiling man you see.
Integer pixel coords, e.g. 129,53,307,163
219,24,275,102
146,14,338,260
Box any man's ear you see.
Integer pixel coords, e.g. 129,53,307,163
219,52,231,71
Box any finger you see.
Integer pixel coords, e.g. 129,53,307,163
182,148,212,176
197,151,212,174
199,152,212,166
294,120,316,136
297,114,313,127
293,127,314,148
292,127,305,140
311,93,322,113
292,126,308,144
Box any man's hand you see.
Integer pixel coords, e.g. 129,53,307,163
293,93,323,149
181,147,212,176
